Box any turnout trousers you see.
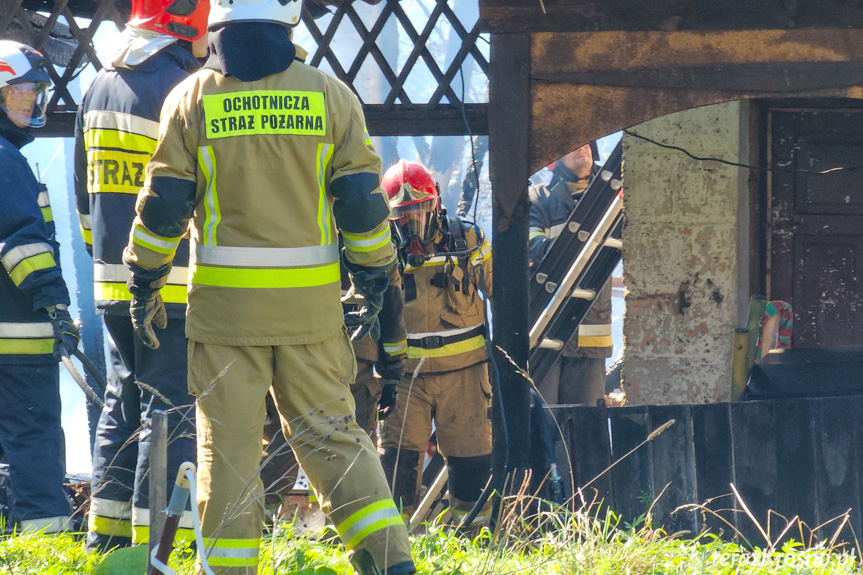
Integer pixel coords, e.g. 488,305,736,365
87,315,196,550
380,363,492,522
537,355,606,406
0,363,71,532
351,361,383,439
188,330,413,574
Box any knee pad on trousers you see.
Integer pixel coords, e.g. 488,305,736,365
380,448,421,513
446,453,492,504
350,548,416,575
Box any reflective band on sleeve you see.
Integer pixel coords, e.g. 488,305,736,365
191,262,340,289
407,335,486,359
383,339,408,356
133,224,181,254
203,538,260,567
0,322,54,338
0,338,53,355
198,146,221,246
577,335,613,348
95,283,188,304
470,240,491,265
196,243,338,268
529,228,546,240
336,499,403,550
363,127,372,146
78,213,92,229
41,206,53,222
2,242,53,272
84,110,160,140
203,90,327,139
8,252,57,286
578,324,612,337
80,227,93,245
342,226,392,253
316,143,334,246
37,191,50,207
548,222,565,240
94,262,188,285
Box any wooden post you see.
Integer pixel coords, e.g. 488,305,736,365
730,327,749,401
489,31,532,492
149,410,168,564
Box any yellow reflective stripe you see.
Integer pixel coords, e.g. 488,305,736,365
133,224,181,255
88,515,132,538
470,240,491,265
0,338,53,355
529,230,546,240
383,339,407,355
577,335,613,348
80,227,93,245
191,262,340,289
342,226,391,253
131,525,194,544
41,206,53,222
2,242,52,271
9,252,56,286
95,282,187,304
198,146,221,246
84,127,156,155
336,499,402,550
316,143,335,246
202,90,327,139
407,335,486,359
404,255,448,273
203,538,260,567
363,126,372,146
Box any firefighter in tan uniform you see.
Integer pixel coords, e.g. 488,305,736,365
122,1,414,573
379,161,493,523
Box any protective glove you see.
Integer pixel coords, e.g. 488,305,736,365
124,255,171,350
377,380,399,420
47,305,80,359
343,256,389,342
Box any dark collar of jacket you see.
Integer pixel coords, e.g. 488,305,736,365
111,41,200,75
0,114,34,150
205,22,296,81
547,178,578,212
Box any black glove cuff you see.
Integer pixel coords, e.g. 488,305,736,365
123,253,172,297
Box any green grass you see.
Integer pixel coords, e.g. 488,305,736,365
0,503,859,574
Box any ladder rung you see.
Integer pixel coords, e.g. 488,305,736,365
571,288,595,300
539,338,564,350
604,238,623,250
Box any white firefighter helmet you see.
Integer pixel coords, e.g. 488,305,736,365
209,0,303,29
0,40,52,129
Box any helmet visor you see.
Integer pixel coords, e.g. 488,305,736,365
1,82,50,128
391,201,437,247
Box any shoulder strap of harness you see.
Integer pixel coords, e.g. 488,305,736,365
447,215,468,252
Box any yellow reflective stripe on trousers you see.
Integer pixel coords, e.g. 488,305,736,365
336,499,402,550
132,224,181,255
316,143,334,245
132,525,196,545
8,252,56,286
203,537,260,567
88,515,132,538
191,261,340,288
95,282,188,304
198,146,221,246
407,335,486,359
578,324,612,348
341,226,392,253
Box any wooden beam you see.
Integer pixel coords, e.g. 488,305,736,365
480,0,863,34
365,104,488,136
489,32,532,484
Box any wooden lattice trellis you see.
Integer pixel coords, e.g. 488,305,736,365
0,0,489,137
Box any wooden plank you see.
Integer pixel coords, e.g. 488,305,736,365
544,406,574,502
148,410,168,564
480,0,863,34
813,397,861,549
649,405,696,535
489,33,532,478
609,405,653,527
731,400,777,547
772,399,817,544
692,403,736,536
569,406,613,511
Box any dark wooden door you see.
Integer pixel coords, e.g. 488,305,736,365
770,109,863,348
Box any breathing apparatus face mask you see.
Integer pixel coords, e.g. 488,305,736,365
391,201,437,267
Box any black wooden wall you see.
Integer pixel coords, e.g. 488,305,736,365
549,397,863,549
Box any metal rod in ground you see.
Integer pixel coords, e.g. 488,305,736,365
149,410,168,564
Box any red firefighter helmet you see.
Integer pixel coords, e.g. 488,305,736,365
129,0,210,41
382,160,440,247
